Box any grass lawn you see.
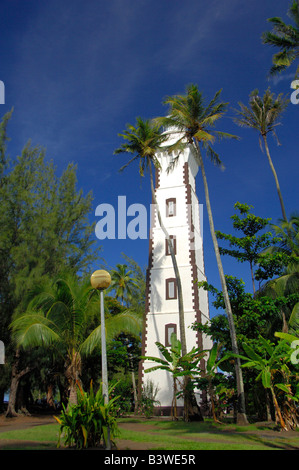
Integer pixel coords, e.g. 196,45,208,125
117,418,299,450
0,417,298,450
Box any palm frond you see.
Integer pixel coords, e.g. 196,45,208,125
205,145,224,169
11,311,61,349
262,1,299,76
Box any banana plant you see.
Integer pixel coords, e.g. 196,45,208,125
201,342,230,423
232,336,296,430
142,333,205,420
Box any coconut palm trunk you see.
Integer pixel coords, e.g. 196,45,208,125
262,134,288,222
234,88,289,224
65,349,82,406
195,141,248,425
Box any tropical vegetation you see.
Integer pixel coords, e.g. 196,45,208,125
0,1,298,450
262,0,299,78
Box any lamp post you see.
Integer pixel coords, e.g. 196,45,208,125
90,269,111,450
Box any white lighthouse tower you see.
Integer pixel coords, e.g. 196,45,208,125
139,138,212,415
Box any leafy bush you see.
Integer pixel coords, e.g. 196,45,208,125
54,381,120,449
139,379,160,418
109,374,134,416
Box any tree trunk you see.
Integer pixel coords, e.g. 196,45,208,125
270,385,287,430
265,389,273,422
195,142,248,425
250,261,256,295
6,349,31,417
47,383,56,409
65,350,82,407
183,377,204,421
208,380,221,423
262,135,288,222
131,370,138,413
171,377,178,421
126,339,138,413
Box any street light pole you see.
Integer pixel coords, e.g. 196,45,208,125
100,289,108,405
90,269,111,450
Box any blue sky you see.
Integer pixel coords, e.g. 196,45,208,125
1,0,298,317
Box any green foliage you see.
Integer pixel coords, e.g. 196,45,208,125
142,334,205,418
0,111,100,407
262,0,299,77
233,88,289,142
143,333,204,379
216,202,279,292
10,273,142,408
114,117,168,175
230,336,298,430
121,253,146,315
109,263,139,306
156,84,238,169
54,381,120,449
139,379,160,418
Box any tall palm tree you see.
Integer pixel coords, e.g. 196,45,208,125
234,88,289,222
262,0,299,78
156,83,248,425
114,118,188,356
10,274,141,406
110,263,138,306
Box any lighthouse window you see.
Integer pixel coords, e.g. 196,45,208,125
166,198,176,217
166,235,176,255
165,323,177,347
166,278,177,300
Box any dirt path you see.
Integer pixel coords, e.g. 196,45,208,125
0,414,161,450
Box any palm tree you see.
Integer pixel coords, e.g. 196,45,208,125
156,83,248,425
110,263,138,306
262,0,299,78
234,88,289,222
114,118,188,356
10,274,141,406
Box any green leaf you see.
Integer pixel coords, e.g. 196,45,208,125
144,365,170,373
275,383,290,394
242,342,263,363
81,425,88,448
275,332,298,343
261,367,272,388
258,336,274,357
206,343,218,371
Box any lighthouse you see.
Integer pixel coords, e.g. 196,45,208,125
139,137,212,415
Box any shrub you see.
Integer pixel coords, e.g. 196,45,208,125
54,381,120,449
